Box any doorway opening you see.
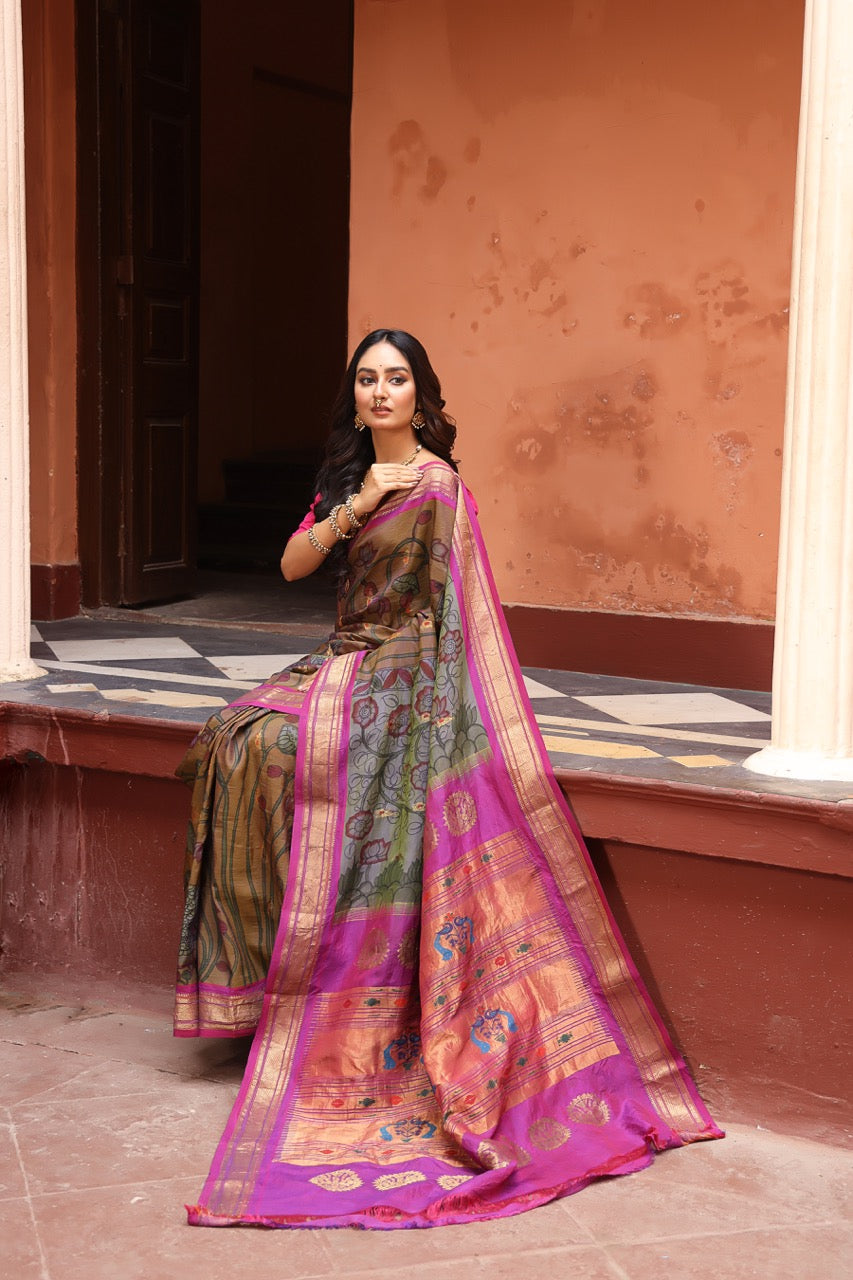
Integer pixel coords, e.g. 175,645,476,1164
77,0,352,619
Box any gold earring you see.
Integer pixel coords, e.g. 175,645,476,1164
412,411,426,430
354,413,366,431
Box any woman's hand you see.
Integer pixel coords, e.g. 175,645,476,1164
282,463,421,582
355,462,420,518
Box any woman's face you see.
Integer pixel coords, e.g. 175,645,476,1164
353,342,417,433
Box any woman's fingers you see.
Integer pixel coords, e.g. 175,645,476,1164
370,466,419,490
358,465,420,511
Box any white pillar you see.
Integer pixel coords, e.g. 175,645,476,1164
0,0,42,683
745,0,853,782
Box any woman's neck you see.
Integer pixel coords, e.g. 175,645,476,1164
370,428,419,463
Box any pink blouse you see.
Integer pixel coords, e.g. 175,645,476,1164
289,493,322,541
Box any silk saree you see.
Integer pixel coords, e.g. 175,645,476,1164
174,460,722,1229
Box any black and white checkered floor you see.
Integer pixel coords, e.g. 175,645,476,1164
2,614,849,803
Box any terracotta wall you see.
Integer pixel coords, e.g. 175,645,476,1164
590,838,851,1147
350,0,804,621
0,760,186,985
22,0,78,568
198,0,351,503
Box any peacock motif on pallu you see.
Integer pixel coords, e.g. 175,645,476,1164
379,1117,438,1144
433,914,475,961
381,1029,422,1071
470,1008,517,1054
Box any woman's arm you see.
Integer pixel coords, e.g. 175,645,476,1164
280,463,421,581
280,497,367,581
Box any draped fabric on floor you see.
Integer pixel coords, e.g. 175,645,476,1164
174,461,722,1229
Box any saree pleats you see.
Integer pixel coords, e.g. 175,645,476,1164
176,461,722,1227
174,707,299,1036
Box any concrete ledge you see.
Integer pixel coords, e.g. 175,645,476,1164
3,701,850,877
562,769,853,878
0,700,192,778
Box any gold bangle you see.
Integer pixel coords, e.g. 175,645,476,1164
345,493,365,531
329,505,354,541
307,525,331,556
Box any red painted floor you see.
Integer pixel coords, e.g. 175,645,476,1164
1,973,851,1280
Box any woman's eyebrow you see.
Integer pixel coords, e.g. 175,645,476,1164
356,365,410,375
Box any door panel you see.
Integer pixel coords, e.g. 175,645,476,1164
78,0,199,607
125,0,199,603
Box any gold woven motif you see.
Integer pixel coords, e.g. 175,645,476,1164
527,1117,571,1151
443,790,477,836
477,1139,512,1169
309,1169,363,1192
566,1093,611,1126
373,1170,427,1191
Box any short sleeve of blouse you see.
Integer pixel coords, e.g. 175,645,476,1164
289,493,322,541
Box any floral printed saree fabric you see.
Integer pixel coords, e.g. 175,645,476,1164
174,461,722,1229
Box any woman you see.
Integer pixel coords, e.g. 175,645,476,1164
175,329,721,1229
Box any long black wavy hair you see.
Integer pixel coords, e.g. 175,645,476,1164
313,329,458,576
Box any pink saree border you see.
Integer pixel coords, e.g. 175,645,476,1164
178,978,267,996
189,1145,656,1231
228,690,307,713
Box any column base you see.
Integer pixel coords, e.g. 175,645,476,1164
743,745,853,783
0,658,45,684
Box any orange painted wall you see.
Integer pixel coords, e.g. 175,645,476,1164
22,0,78,565
350,0,804,621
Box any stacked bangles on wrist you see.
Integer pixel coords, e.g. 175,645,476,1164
345,494,364,532
307,526,331,556
307,493,366,556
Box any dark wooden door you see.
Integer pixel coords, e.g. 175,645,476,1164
78,0,199,606
124,0,199,602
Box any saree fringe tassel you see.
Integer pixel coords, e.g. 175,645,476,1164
174,462,723,1229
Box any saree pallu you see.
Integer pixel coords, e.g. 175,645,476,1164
175,460,722,1229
